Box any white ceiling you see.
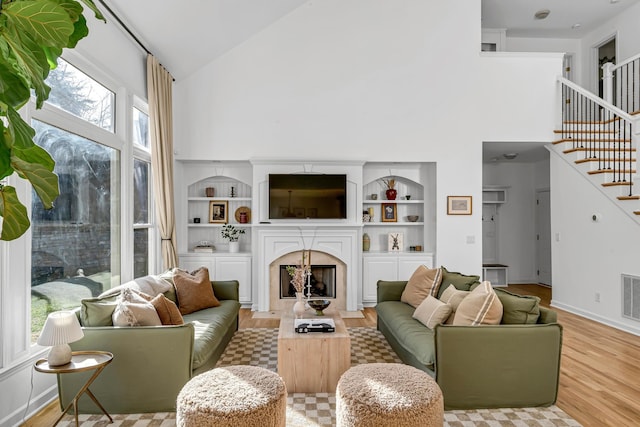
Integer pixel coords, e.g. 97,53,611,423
105,0,639,79
104,0,308,80
482,0,639,38
483,142,549,164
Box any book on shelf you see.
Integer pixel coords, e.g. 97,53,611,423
193,246,215,253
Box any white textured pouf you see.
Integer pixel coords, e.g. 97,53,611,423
176,365,287,427
336,363,444,427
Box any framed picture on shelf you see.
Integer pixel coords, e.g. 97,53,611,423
209,200,229,223
447,196,472,215
388,233,403,252
381,203,397,222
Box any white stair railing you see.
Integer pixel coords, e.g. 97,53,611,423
602,53,640,115
557,76,640,197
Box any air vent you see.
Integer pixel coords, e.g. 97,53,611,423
622,274,640,321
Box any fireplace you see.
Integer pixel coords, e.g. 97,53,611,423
279,265,337,299
255,225,360,312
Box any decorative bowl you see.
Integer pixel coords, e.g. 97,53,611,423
307,299,331,315
407,215,419,222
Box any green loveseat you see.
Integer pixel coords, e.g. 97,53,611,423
57,280,241,414
376,279,563,410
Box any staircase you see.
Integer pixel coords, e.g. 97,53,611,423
551,68,640,224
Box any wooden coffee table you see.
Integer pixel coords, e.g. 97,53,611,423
277,310,351,393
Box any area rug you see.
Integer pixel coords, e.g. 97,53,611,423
57,328,580,426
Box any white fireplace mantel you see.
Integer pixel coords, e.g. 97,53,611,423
254,225,361,311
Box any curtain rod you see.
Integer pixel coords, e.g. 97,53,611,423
95,0,175,81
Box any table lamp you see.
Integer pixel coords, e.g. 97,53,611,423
37,311,84,366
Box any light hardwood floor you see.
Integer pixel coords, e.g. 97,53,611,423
24,284,640,427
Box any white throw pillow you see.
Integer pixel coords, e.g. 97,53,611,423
439,284,470,324
412,295,452,329
112,288,161,326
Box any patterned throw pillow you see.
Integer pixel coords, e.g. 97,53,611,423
412,295,453,329
453,281,503,326
173,267,220,315
400,266,443,308
112,288,162,326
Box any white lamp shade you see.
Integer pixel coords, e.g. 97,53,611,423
37,310,84,346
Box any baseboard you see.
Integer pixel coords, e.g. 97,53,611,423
551,300,640,337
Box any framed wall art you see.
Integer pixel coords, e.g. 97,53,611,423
388,232,403,252
381,203,397,222
209,200,229,223
447,196,472,215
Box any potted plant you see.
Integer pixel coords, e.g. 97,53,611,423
221,225,245,253
380,177,397,200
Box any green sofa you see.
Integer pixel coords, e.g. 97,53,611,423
58,280,241,414
376,280,563,410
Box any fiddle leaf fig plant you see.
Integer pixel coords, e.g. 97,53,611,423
0,0,104,240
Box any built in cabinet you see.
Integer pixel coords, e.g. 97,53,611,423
360,162,436,305
175,160,437,309
179,253,252,303
176,161,253,305
362,252,434,304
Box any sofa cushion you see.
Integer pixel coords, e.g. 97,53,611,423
183,300,241,370
438,284,470,324
436,266,480,299
174,268,220,315
401,266,443,308
150,293,184,325
81,293,120,326
413,295,452,329
112,288,162,327
453,281,503,326
376,301,435,369
495,288,541,324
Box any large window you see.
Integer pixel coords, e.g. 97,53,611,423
133,102,152,278
29,58,124,343
30,121,121,341
45,58,115,132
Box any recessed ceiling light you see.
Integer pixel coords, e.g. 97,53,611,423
534,9,550,20
572,23,582,29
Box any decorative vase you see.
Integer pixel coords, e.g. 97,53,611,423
239,212,248,223
386,189,397,200
363,233,370,252
293,292,306,318
205,187,215,197
229,241,239,253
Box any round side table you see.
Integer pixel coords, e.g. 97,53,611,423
35,350,113,427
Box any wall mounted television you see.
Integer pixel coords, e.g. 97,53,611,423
268,174,347,219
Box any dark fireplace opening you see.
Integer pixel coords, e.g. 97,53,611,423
279,265,337,299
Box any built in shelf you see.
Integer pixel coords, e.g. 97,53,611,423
363,199,424,204
187,223,253,228
188,197,253,202
363,222,424,226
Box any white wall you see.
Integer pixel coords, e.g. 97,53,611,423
0,9,145,427
579,2,640,95
173,0,562,276
506,37,582,85
550,152,640,335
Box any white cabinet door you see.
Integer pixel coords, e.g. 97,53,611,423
179,256,215,277
397,255,433,281
362,256,398,304
215,256,252,304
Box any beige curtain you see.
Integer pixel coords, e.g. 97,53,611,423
147,54,178,269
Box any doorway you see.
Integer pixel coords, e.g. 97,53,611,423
596,36,616,98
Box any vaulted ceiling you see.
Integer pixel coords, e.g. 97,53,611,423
106,0,639,80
